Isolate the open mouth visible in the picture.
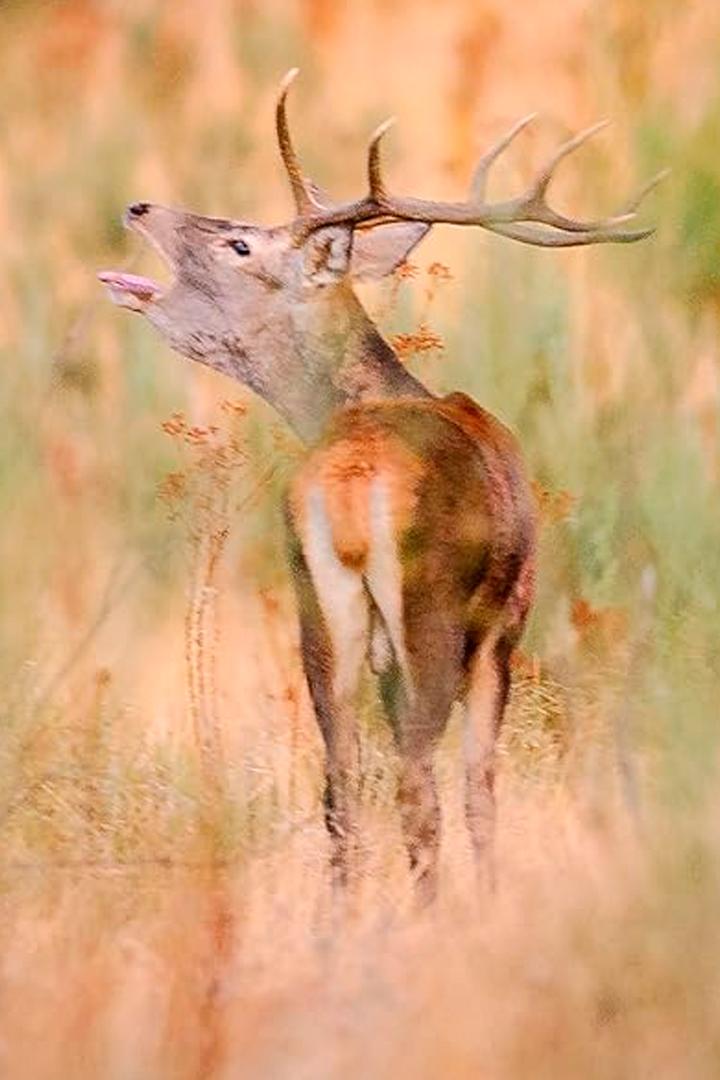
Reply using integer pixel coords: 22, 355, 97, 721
98, 208, 175, 310
97, 270, 163, 305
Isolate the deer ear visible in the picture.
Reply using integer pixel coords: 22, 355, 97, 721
349, 222, 430, 281
301, 226, 354, 286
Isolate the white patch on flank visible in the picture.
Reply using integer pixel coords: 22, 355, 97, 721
365, 477, 414, 697
303, 485, 368, 700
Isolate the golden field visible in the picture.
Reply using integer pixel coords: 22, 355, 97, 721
1, 1, 720, 1076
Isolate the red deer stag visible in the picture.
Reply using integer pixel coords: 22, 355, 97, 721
99, 71, 659, 903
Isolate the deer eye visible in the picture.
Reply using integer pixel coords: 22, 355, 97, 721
229, 238, 251, 257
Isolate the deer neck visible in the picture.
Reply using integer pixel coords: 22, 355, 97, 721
253, 282, 431, 444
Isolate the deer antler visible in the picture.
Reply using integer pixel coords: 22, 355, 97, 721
278, 70, 664, 247
276, 68, 324, 215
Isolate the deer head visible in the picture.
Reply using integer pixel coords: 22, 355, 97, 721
99, 70, 661, 441
98, 201, 427, 379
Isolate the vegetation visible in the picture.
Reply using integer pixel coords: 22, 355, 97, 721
0, 1, 718, 1076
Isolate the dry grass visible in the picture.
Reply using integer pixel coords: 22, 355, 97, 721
1, 0, 719, 1076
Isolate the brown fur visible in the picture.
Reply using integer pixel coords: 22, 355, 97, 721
101, 191, 539, 903
98, 71, 650, 900
290, 414, 425, 571
291, 393, 536, 632
287, 393, 537, 901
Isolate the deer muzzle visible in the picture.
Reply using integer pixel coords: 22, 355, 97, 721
98, 202, 179, 311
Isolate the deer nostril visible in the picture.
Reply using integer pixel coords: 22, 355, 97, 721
128, 202, 151, 217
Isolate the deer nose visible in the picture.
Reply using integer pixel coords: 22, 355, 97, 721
127, 201, 151, 218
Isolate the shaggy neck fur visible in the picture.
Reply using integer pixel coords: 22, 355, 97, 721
226, 281, 431, 444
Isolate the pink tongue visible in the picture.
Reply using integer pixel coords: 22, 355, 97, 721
97, 271, 160, 298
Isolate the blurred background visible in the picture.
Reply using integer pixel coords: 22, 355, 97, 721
1, 1, 719, 1077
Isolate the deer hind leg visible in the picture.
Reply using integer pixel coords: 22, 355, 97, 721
361, 481, 438, 902
374, 643, 448, 906
395, 738, 443, 907
286, 494, 368, 892
370, 594, 462, 904
393, 645, 463, 906
463, 631, 513, 892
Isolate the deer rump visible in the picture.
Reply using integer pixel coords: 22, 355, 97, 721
287, 393, 537, 706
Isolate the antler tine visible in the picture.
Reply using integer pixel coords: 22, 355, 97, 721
531, 119, 610, 198
621, 167, 670, 215
520, 120, 642, 233
469, 113, 537, 201
368, 117, 395, 201
276, 68, 318, 215
487, 220, 655, 247
283, 97, 659, 249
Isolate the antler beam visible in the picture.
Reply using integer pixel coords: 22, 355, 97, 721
276, 70, 663, 248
